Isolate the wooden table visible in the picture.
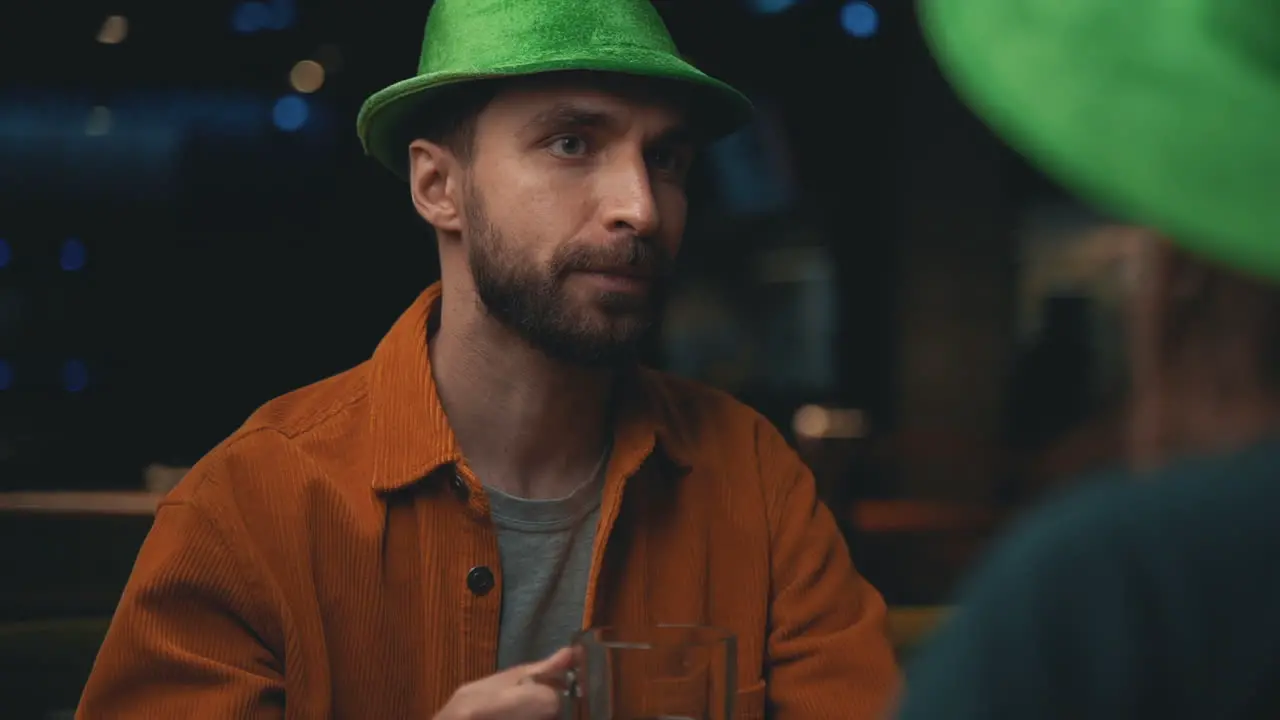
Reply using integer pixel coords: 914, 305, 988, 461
0, 492, 163, 516
0, 493, 161, 621
851, 499, 1003, 533
887, 605, 950, 655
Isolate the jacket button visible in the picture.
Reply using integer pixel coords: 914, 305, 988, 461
467, 566, 495, 596
450, 471, 469, 501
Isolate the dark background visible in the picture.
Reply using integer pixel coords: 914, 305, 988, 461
0, 1, 1121, 713
0, 0, 935, 487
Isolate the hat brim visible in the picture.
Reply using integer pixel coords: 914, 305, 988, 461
922, 0, 1280, 283
357, 49, 754, 181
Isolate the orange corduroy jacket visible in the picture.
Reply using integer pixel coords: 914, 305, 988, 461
78, 283, 899, 719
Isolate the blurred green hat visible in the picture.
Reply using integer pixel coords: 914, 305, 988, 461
922, 0, 1280, 284
357, 0, 754, 180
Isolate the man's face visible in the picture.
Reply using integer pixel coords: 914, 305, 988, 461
458, 76, 694, 367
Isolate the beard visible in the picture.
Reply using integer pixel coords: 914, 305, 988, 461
464, 183, 672, 368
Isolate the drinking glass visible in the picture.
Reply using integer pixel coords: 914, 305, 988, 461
563, 625, 737, 720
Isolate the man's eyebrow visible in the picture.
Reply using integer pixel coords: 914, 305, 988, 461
651, 123, 695, 147
520, 101, 695, 147
521, 103, 617, 134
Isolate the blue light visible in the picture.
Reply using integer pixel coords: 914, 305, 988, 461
60, 238, 87, 271
841, 1, 879, 38
272, 95, 309, 132
63, 359, 89, 393
748, 0, 799, 13
0, 359, 11, 391
0, 239, 9, 269
232, 0, 293, 33
262, 0, 295, 30
232, 1, 271, 33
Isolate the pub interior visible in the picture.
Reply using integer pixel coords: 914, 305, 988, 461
1, 0, 1132, 715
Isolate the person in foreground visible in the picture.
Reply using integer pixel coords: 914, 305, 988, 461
77, 0, 898, 718
898, 0, 1280, 717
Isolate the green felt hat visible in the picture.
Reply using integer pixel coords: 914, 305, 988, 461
921, 0, 1280, 284
357, 0, 754, 180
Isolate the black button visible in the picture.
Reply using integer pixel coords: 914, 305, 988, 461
450, 471, 469, 501
467, 566, 495, 596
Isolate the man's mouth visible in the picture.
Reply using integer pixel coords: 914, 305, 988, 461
584, 265, 653, 280
574, 268, 654, 294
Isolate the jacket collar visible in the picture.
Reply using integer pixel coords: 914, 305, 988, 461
368, 282, 691, 494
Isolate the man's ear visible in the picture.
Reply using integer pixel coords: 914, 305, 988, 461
1125, 233, 1211, 469
1127, 232, 1177, 381
408, 139, 464, 234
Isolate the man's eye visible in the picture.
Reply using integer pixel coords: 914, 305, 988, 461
550, 135, 588, 157
648, 147, 688, 174
649, 148, 677, 171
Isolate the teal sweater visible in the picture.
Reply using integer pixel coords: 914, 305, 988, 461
898, 441, 1280, 719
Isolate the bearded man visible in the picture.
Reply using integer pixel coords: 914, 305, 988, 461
77, 1, 898, 718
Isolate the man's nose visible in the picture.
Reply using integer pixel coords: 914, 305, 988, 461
598, 152, 661, 238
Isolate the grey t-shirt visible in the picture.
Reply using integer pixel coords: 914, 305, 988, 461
486, 460, 605, 670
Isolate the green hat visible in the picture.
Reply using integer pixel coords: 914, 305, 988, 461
921, 0, 1280, 284
357, 0, 754, 180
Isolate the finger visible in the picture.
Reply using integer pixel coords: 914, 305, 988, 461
529, 646, 576, 674
527, 647, 580, 687
496, 646, 576, 684
481, 683, 562, 720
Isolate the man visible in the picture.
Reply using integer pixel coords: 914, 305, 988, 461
77, 0, 898, 718
897, 0, 1280, 717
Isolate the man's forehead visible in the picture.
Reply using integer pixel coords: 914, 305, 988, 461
484, 73, 690, 129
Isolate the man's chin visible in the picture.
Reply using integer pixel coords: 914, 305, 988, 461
537, 336, 643, 368
588, 309, 653, 342
541, 318, 651, 368
583, 286, 661, 319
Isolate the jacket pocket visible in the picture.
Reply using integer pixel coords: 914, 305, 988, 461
734, 680, 766, 720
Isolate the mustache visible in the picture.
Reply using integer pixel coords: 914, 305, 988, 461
550, 237, 672, 278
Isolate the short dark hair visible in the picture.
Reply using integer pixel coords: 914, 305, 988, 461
407, 80, 504, 163
1169, 257, 1280, 390
1263, 291, 1280, 388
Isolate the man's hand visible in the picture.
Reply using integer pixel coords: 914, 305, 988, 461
434, 648, 576, 720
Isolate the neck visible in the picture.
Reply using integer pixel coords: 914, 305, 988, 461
429, 282, 617, 499
1128, 372, 1280, 471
